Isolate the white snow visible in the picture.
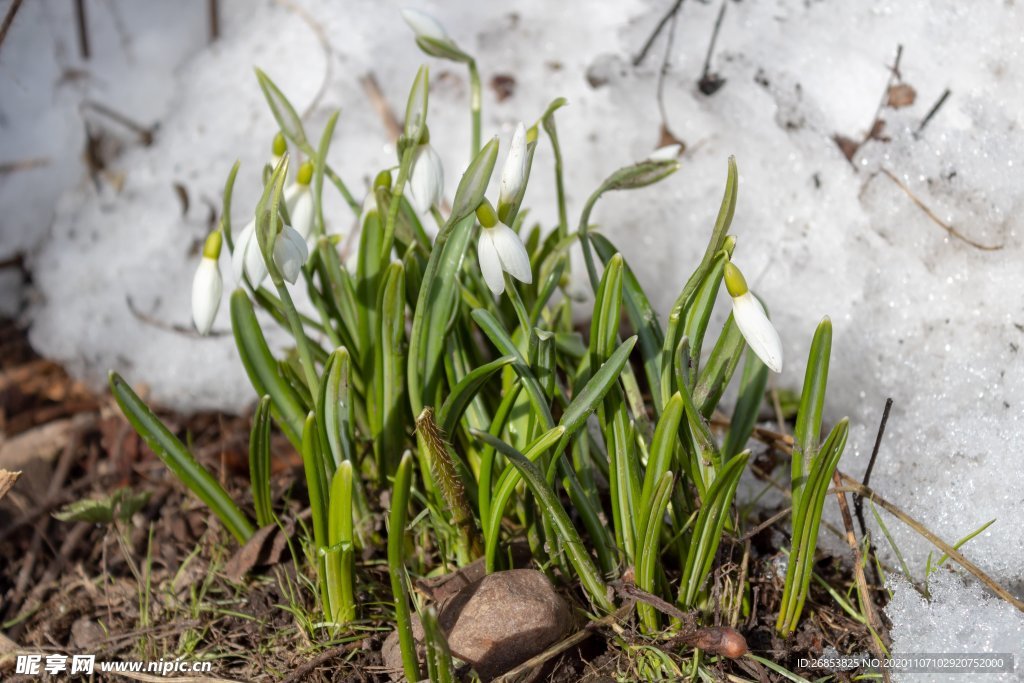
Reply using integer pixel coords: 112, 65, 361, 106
2, 0, 1023, 671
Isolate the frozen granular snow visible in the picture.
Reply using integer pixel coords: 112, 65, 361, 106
2, 0, 1023, 666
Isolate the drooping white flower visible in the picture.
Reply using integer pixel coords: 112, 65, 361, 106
285, 161, 315, 243
191, 232, 223, 336
273, 224, 309, 284
724, 262, 783, 373
498, 122, 528, 214
232, 219, 268, 287
400, 8, 450, 43
408, 143, 444, 214
648, 144, 682, 161
475, 201, 532, 296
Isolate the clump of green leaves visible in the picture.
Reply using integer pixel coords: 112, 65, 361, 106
108, 10, 851, 675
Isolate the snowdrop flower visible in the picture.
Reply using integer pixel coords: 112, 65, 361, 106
498, 122, 528, 217
400, 8, 450, 43
273, 225, 308, 285
285, 161, 315, 243
191, 231, 223, 336
724, 262, 783, 373
231, 219, 267, 286
648, 144, 682, 161
408, 139, 443, 214
475, 200, 532, 296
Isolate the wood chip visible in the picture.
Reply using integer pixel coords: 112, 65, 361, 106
0, 469, 19, 501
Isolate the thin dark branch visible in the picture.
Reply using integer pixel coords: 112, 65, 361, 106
208, 0, 220, 42
855, 397, 892, 537
74, 0, 90, 60
698, 0, 728, 95
82, 99, 156, 145
0, 0, 24, 54
916, 88, 951, 136
860, 44, 903, 146
633, 0, 684, 66
655, 1, 681, 135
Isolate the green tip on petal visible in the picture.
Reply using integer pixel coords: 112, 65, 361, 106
272, 132, 287, 157
296, 161, 314, 186
723, 261, 748, 297
202, 230, 223, 259
475, 199, 498, 228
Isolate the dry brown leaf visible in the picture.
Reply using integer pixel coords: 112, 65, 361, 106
887, 83, 917, 109
0, 469, 20, 501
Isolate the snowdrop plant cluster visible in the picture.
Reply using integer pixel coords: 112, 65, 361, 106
111, 8, 850, 677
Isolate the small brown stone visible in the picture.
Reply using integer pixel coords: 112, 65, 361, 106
381, 569, 572, 681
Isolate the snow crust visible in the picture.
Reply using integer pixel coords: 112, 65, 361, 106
2, 0, 1022, 669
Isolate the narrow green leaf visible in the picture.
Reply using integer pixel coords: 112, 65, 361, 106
254, 68, 308, 148
473, 429, 613, 611
437, 355, 516, 436
230, 289, 305, 445
387, 452, 420, 682
792, 317, 833, 504
679, 450, 749, 608
326, 461, 356, 624
109, 373, 254, 543
722, 349, 770, 459
250, 395, 275, 528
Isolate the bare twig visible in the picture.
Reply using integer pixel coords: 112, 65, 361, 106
0, 158, 49, 175
633, 0, 684, 67
82, 100, 156, 145
74, 0, 90, 60
0, 0, 24, 54
862, 45, 903, 147
915, 88, 951, 136
207, 0, 220, 42
836, 474, 1024, 613
697, 0, 728, 96
360, 73, 402, 142
881, 168, 1004, 251
830, 471, 890, 682
855, 398, 892, 538
738, 506, 792, 543
654, 0, 684, 148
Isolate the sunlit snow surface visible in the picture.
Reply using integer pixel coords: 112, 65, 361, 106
2, 0, 1023, 674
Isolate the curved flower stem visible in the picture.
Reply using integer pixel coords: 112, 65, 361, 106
468, 59, 482, 159
325, 164, 360, 214
503, 274, 532, 344
273, 277, 321, 396
381, 146, 415, 264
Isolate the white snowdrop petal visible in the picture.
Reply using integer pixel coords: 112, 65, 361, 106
477, 230, 505, 295
191, 257, 222, 336
489, 223, 533, 285
286, 185, 315, 241
274, 225, 308, 284
400, 8, 449, 42
232, 221, 255, 284
731, 292, 783, 373
244, 233, 268, 286
498, 122, 527, 208
409, 145, 443, 213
